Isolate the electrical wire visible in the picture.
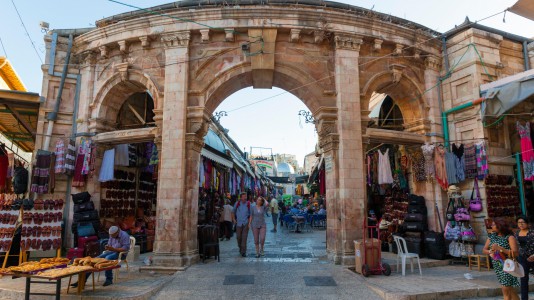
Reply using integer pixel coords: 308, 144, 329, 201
0, 36, 8, 58
10, 0, 43, 64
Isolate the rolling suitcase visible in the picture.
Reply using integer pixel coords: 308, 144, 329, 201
78, 235, 98, 249
84, 241, 101, 258
424, 231, 447, 260
67, 247, 84, 261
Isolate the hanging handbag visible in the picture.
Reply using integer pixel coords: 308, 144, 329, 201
446, 198, 456, 221
460, 243, 474, 257
449, 241, 462, 257
444, 221, 461, 241
469, 178, 483, 212
503, 251, 525, 278
454, 199, 471, 222
460, 224, 477, 242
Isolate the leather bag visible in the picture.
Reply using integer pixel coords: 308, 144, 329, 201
503, 251, 525, 278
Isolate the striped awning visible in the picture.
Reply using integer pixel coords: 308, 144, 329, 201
201, 148, 233, 168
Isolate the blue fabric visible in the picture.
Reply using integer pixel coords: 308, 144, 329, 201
98, 251, 119, 281
233, 201, 250, 226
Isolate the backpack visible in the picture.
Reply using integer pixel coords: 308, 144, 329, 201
12, 166, 29, 194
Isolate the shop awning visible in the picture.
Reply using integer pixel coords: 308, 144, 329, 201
509, 0, 534, 22
480, 69, 534, 121
0, 89, 41, 152
200, 148, 233, 168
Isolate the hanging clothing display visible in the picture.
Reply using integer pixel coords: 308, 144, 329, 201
411, 150, 426, 182
452, 143, 466, 182
114, 144, 130, 166
99, 149, 115, 182
421, 143, 435, 181
0, 146, 8, 191
476, 141, 489, 180
517, 121, 534, 180
434, 146, 448, 190
464, 144, 477, 179
65, 139, 76, 176
378, 149, 394, 184
54, 139, 66, 174
128, 144, 137, 167
444, 151, 458, 185
7, 153, 14, 178
49, 153, 56, 193
30, 150, 52, 194
72, 138, 91, 187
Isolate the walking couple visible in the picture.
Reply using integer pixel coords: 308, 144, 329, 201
232, 192, 269, 258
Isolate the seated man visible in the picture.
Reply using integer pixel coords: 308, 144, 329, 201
71, 226, 131, 287
290, 204, 300, 215
317, 205, 326, 215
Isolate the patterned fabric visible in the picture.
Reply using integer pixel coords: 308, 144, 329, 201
54, 139, 66, 174
411, 150, 426, 182
517, 121, 534, 180
434, 146, 448, 190
149, 143, 159, 165
515, 230, 534, 258
64, 139, 76, 176
464, 144, 477, 179
452, 143, 466, 182
488, 233, 519, 287
445, 151, 458, 184
421, 143, 435, 180
378, 149, 393, 184
79, 138, 92, 175
30, 150, 52, 194
476, 141, 489, 180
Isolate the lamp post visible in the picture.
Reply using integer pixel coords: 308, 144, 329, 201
298, 110, 315, 124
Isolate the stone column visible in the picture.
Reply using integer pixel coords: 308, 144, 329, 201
329, 34, 364, 265
423, 55, 444, 231
151, 31, 196, 268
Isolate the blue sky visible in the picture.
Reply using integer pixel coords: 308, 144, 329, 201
1, 0, 532, 165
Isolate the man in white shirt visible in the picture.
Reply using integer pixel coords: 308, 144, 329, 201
270, 195, 279, 233
222, 199, 234, 240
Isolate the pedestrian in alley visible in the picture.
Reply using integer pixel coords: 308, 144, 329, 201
232, 192, 251, 257
514, 216, 534, 300
270, 195, 279, 233
483, 218, 520, 300
250, 196, 268, 258
221, 199, 234, 240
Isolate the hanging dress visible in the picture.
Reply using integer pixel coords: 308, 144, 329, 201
452, 143, 466, 182
464, 144, 477, 179
411, 150, 426, 182
434, 146, 448, 191
476, 141, 489, 180
378, 149, 394, 184
99, 149, 115, 182
445, 151, 458, 185
421, 143, 435, 181
517, 121, 534, 181
54, 139, 66, 174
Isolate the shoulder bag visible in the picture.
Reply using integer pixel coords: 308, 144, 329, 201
446, 198, 456, 221
503, 251, 525, 278
444, 221, 461, 241
469, 178, 483, 212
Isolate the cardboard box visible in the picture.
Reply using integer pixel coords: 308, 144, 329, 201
354, 239, 381, 274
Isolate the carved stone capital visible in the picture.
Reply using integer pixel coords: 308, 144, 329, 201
314, 30, 325, 44
161, 31, 191, 48
319, 133, 339, 152
185, 134, 205, 153
99, 46, 108, 59
118, 40, 128, 54
224, 29, 234, 42
80, 51, 97, 66
200, 29, 210, 43
390, 64, 405, 84
139, 36, 150, 48
373, 39, 383, 52
393, 44, 403, 55
186, 106, 211, 141
290, 29, 301, 43
314, 107, 338, 151
153, 109, 164, 131
334, 34, 363, 51
424, 55, 441, 71
114, 62, 130, 81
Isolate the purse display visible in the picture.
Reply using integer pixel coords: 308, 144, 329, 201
444, 221, 461, 241
469, 178, 483, 212
460, 224, 477, 242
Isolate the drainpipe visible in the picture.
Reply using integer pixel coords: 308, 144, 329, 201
523, 41, 530, 71
43, 34, 73, 151
442, 36, 450, 73
442, 97, 484, 148
516, 153, 527, 215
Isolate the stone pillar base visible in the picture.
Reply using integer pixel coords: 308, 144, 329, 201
151, 252, 199, 268
328, 252, 355, 266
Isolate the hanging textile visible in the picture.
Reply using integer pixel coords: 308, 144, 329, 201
30, 150, 52, 194
444, 151, 458, 185
128, 144, 137, 167
517, 121, 534, 180
88, 143, 96, 178
114, 144, 129, 166
411, 150, 426, 182
80, 138, 92, 175
452, 143, 466, 182
99, 149, 115, 182
65, 139, 76, 176
199, 157, 205, 187
421, 143, 435, 180
319, 168, 326, 195
54, 139, 66, 174
49, 153, 56, 194
149, 143, 159, 165
378, 149, 394, 184
434, 146, 448, 190
464, 144, 477, 179
72, 138, 91, 187
0, 146, 8, 192
7, 153, 14, 178
476, 141, 489, 180
367, 155, 372, 186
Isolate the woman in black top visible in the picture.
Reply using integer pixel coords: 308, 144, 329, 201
514, 216, 534, 300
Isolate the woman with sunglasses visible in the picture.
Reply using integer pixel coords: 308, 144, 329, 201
483, 217, 519, 300
514, 216, 534, 300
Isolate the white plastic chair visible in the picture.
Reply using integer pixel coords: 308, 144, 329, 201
98, 236, 136, 282
393, 235, 422, 276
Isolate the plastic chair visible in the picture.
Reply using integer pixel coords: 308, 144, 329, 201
302, 214, 314, 232
392, 235, 422, 276
98, 236, 136, 282
283, 214, 297, 232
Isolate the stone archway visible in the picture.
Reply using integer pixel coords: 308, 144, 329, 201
59, 0, 444, 268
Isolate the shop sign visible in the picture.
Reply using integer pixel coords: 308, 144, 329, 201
251, 160, 274, 169
325, 155, 333, 172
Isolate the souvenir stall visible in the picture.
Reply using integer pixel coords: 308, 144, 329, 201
98, 142, 158, 253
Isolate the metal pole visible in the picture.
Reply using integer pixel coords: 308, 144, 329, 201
516, 153, 527, 215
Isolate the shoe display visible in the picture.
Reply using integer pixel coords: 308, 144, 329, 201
103, 280, 113, 287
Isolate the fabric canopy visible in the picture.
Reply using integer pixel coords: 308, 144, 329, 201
509, 0, 534, 22
480, 72, 534, 121
200, 148, 233, 168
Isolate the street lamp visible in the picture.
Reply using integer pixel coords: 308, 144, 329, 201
213, 111, 228, 122
298, 110, 315, 124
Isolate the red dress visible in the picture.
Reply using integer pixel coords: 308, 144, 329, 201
517, 121, 534, 181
